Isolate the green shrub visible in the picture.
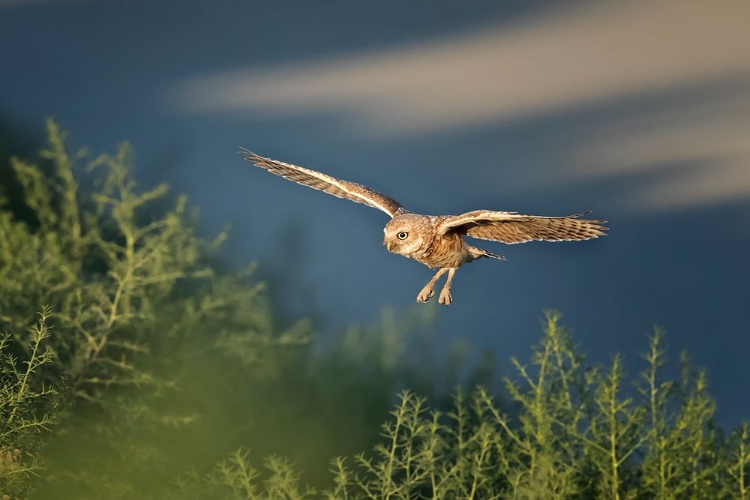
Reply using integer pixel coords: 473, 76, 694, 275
0, 309, 60, 498
2, 121, 748, 499
2, 121, 466, 499
175, 312, 750, 500
0, 120, 309, 498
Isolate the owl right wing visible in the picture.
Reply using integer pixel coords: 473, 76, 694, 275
438, 210, 608, 244
241, 149, 405, 218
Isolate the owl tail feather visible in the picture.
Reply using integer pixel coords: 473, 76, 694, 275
468, 245, 508, 260
469, 246, 506, 261
483, 251, 507, 261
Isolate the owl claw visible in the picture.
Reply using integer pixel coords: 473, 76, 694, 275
438, 288, 452, 306
416, 286, 435, 303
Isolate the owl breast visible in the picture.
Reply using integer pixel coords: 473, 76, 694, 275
412, 232, 470, 269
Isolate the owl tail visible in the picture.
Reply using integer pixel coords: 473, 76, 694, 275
483, 251, 507, 261
469, 246, 507, 261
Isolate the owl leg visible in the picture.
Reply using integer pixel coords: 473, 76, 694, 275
438, 268, 457, 306
417, 268, 447, 303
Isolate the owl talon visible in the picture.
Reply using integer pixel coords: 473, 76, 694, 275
438, 288, 452, 306
416, 287, 435, 303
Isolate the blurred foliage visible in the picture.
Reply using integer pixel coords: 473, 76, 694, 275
0, 120, 309, 498
0, 121, 487, 499
170, 313, 750, 500
0, 117, 39, 232
0, 121, 747, 499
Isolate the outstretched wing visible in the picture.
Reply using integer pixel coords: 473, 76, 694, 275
439, 210, 608, 244
240, 149, 405, 218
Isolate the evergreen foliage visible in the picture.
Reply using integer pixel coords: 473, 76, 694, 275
0, 121, 747, 499
0, 309, 59, 499
169, 314, 750, 499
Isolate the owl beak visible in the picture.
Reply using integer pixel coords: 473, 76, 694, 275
385, 239, 393, 252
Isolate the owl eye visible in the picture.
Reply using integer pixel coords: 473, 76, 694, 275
397, 231, 408, 240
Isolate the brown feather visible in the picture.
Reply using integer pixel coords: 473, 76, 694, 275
240, 149, 404, 218
440, 210, 608, 244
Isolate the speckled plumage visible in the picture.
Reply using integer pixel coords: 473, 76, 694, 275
241, 149, 608, 306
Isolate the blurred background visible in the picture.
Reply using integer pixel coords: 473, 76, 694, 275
1, 0, 749, 428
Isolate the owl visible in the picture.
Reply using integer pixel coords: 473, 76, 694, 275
241, 149, 608, 306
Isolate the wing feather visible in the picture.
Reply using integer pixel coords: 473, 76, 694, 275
240, 149, 404, 218
439, 210, 608, 244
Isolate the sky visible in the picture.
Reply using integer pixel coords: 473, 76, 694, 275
1, 0, 749, 424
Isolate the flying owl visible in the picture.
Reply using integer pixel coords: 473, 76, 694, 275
241, 149, 608, 306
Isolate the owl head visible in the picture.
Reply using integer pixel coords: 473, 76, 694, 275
383, 214, 428, 257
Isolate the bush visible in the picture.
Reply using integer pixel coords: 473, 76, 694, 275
0, 120, 309, 498
1, 121, 747, 499
172, 312, 750, 500
2, 121, 474, 499
0, 309, 60, 498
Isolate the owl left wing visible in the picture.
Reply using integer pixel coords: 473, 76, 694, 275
241, 149, 405, 218
438, 210, 608, 244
